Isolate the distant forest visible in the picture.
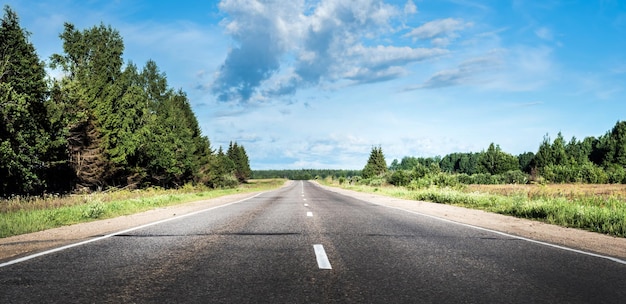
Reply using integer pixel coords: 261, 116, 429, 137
0, 6, 250, 197
253, 169, 361, 180
386, 120, 626, 185
256, 120, 626, 185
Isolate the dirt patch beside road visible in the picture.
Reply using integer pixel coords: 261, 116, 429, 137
0, 191, 264, 263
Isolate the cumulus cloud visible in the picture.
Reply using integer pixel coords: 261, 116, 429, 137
211, 0, 451, 103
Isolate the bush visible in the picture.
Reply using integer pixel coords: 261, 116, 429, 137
456, 173, 473, 185
407, 178, 432, 190
360, 177, 385, 187
501, 170, 529, 184
411, 164, 430, 179
542, 165, 579, 183
211, 174, 239, 189
432, 173, 460, 188
83, 201, 105, 219
472, 173, 496, 184
580, 163, 609, 184
388, 170, 411, 186
605, 164, 626, 184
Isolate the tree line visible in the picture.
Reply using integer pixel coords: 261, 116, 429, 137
252, 169, 361, 180
0, 6, 250, 197
379, 120, 626, 185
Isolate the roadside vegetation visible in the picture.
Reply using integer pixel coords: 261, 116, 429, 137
323, 179, 626, 237
0, 179, 285, 238
318, 133, 626, 237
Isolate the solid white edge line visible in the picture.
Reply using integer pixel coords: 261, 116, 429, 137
379, 204, 626, 265
0, 192, 266, 268
313, 244, 332, 269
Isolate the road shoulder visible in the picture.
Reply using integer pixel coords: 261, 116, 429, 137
0, 191, 267, 262
315, 183, 626, 260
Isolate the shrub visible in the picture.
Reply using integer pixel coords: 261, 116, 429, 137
83, 201, 105, 219
456, 173, 473, 185
388, 170, 411, 186
580, 163, 609, 184
411, 164, 430, 179
501, 170, 529, 184
605, 164, 626, 184
472, 173, 495, 184
432, 173, 460, 188
367, 178, 385, 187
407, 178, 432, 190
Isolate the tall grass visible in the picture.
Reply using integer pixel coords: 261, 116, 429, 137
323, 180, 626, 237
0, 179, 285, 238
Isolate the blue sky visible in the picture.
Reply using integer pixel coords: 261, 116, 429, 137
5, 0, 626, 169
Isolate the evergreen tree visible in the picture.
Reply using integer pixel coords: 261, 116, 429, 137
551, 132, 569, 166
362, 146, 387, 178
532, 134, 552, 170
477, 143, 518, 175
518, 152, 535, 173
600, 121, 626, 167
0, 6, 49, 195
227, 142, 251, 182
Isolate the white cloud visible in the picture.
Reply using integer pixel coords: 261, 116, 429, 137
404, 0, 417, 14
404, 18, 474, 46
407, 52, 503, 90
409, 45, 556, 92
534, 27, 553, 41
212, 0, 448, 103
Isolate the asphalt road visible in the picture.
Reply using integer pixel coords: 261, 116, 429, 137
1, 181, 625, 303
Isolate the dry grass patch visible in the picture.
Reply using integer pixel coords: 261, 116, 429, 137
466, 184, 626, 201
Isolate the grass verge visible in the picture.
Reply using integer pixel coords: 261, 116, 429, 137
0, 179, 285, 238
322, 180, 626, 237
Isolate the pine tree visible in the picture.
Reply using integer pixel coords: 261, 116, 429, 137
0, 6, 49, 195
50, 22, 125, 190
227, 142, 251, 182
477, 143, 518, 175
602, 121, 626, 167
362, 146, 387, 179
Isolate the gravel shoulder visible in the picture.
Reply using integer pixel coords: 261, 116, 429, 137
2, 181, 625, 263
0, 191, 265, 263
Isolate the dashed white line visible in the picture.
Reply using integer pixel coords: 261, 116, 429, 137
307, 211, 313, 217
304, 204, 309, 207
313, 244, 332, 269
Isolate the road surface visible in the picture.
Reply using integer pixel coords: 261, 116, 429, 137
1, 181, 625, 303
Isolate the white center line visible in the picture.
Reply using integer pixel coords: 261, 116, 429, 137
307, 211, 313, 217
313, 244, 332, 269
